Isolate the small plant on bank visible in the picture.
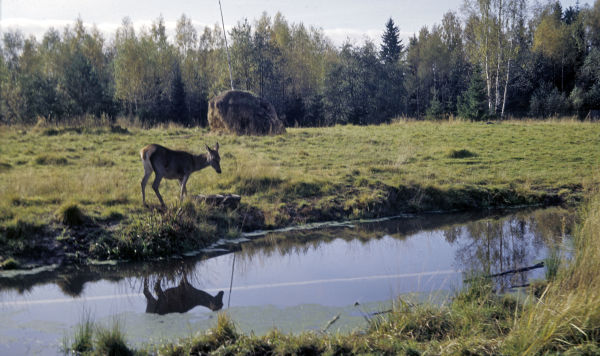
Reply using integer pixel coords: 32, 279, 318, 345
0, 257, 20, 270
55, 203, 88, 227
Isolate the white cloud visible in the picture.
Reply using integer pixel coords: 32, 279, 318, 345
1, 18, 413, 48
0, 17, 213, 42
323, 28, 413, 47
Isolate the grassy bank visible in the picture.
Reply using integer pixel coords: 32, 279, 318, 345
1, 120, 599, 266
62, 191, 600, 355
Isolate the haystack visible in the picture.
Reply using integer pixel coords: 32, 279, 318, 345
207, 90, 285, 135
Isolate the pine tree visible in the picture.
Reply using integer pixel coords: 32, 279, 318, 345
458, 67, 488, 120
380, 18, 403, 63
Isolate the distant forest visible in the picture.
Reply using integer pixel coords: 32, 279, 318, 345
1, 0, 599, 126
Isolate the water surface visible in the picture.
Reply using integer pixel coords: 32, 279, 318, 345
0, 208, 572, 354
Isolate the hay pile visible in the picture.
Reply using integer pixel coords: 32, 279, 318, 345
208, 90, 285, 135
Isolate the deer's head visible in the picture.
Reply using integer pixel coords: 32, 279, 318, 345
206, 142, 221, 174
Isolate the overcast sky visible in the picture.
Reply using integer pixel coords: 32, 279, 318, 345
0, 0, 586, 46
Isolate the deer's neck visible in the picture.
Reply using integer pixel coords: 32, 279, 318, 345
193, 153, 210, 172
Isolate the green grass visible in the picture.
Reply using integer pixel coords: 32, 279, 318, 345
0, 119, 599, 264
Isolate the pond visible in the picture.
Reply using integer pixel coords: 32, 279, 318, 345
0, 208, 572, 355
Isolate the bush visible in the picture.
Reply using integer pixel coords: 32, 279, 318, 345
529, 82, 570, 117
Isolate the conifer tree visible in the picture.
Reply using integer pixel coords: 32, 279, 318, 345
458, 67, 488, 120
380, 18, 403, 63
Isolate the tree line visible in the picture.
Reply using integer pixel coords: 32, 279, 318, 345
1, 0, 599, 126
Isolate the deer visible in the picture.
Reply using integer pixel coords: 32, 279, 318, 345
140, 142, 221, 208
143, 277, 224, 315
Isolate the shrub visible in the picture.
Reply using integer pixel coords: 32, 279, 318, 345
529, 82, 570, 117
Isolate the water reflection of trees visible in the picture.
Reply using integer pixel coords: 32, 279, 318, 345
235, 211, 492, 265
446, 207, 572, 291
0, 208, 573, 298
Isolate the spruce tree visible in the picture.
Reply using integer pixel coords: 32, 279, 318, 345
380, 18, 403, 63
458, 67, 488, 120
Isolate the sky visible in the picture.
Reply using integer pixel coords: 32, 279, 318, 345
0, 0, 586, 46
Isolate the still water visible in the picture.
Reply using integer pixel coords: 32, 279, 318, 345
0, 208, 571, 354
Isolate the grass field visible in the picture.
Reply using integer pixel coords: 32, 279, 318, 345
0, 119, 599, 265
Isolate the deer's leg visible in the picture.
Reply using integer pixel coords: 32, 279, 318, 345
154, 280, 164, 298
143, 278, 155, 300
141, 164, 153, 207
152, 175, 166, 208
179, 175, 189, 203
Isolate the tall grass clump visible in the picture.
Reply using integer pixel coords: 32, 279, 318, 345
505, 192, 600, 354
55, 202, 88, 227
94, 322, 133, 356
190, 313, 238, 354
544, 247, 561, 281
65, 312, 94, 354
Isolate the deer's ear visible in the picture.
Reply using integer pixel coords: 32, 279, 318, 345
215, 142, 219, 151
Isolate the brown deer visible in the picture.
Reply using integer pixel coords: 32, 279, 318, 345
143, 277, 224, 315
140, 143, 221, 208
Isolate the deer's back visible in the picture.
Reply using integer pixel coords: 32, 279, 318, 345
141, 144, 194, 179
156, 284, 222, 314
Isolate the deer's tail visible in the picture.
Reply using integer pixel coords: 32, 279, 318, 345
140, 145, 154, 173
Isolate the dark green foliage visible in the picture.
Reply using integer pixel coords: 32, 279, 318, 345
529, 82, 570, 117
1, 5, 600, 125
380, 18, 403, 64
426, 90, 444, 119
169, 62, 187, 124
458, 69, 488, 120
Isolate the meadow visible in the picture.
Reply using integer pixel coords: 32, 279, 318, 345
0, 119, 599, 266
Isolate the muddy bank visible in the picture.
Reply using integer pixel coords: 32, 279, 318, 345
0, 183, 578, 271
269, 184, 575, 227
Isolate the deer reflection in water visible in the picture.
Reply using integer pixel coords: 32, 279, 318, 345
143, 275, 224, 315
